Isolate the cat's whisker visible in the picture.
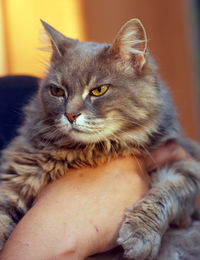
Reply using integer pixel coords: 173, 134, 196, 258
140, 143, 158, 170
106, 117, 143, 126
106, 117, 150, 131
94, 130, 109, 144
29, 120, 65, 145
131, 153, 144, 176
29, 119, 56, 135
110, 127, 158, 170
29, 125, 56, 140
42, 127, 62, 142
91, 129, 114, 152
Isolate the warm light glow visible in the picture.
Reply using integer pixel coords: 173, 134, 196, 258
0, 1, 6, 76
1, 0, 86, 77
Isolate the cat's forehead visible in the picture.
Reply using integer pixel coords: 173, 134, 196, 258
49, 41, 112, 86
75, 41, 108, 56
66, 42, 111, 75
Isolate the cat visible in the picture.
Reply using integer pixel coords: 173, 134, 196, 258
0, 18, 200, 260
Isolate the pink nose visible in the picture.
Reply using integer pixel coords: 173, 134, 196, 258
65, 113, 81, 123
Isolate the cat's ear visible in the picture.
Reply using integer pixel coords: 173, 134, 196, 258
40, 20, 77, 56
111, 18, 147, 73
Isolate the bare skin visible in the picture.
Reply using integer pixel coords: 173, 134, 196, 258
0, 143, 190, 260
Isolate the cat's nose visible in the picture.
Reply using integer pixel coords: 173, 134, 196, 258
65, 113, 81, 123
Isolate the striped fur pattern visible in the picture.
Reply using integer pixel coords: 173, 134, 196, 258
0, 19, 200, 259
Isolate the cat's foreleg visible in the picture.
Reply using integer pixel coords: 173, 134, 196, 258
118, 159, 200, 260
157, 221, 200, 260
0, 186, 29, 250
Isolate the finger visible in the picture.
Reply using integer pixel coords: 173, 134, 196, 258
145, 142, 191, 171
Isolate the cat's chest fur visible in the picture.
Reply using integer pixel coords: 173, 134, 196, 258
1, 136, 144, 182
39, 140, 145, 181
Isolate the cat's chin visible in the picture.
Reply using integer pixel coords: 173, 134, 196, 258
69, 129, 105, 144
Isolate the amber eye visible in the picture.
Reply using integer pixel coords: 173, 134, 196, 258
91, 85, 109, 96
50, 85, 65, 97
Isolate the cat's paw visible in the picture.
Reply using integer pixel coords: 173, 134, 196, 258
117, 216, 161, 260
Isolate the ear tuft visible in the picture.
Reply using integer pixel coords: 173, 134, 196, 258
111, 18, 147, 72
40, 20, 77, 56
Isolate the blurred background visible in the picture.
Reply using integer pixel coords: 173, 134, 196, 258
0, 0, 199, 141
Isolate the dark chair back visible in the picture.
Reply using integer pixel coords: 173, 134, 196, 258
0, 76, 39, 150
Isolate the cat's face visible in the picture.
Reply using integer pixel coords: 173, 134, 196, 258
39, 19, 161, 145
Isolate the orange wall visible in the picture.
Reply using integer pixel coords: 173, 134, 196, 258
1, 0, 86, 77
0, 1, 6, 75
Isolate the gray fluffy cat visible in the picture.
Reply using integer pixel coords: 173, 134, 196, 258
0, 18, 200, 259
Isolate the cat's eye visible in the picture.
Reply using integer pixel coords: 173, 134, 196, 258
50, 85, 65, 97
91, 85, 109, 97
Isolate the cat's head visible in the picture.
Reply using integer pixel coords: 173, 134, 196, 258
39, 19, 161, 146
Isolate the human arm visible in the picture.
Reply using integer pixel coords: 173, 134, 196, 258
0, 156, 148, 260
0, 143, 190, 260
